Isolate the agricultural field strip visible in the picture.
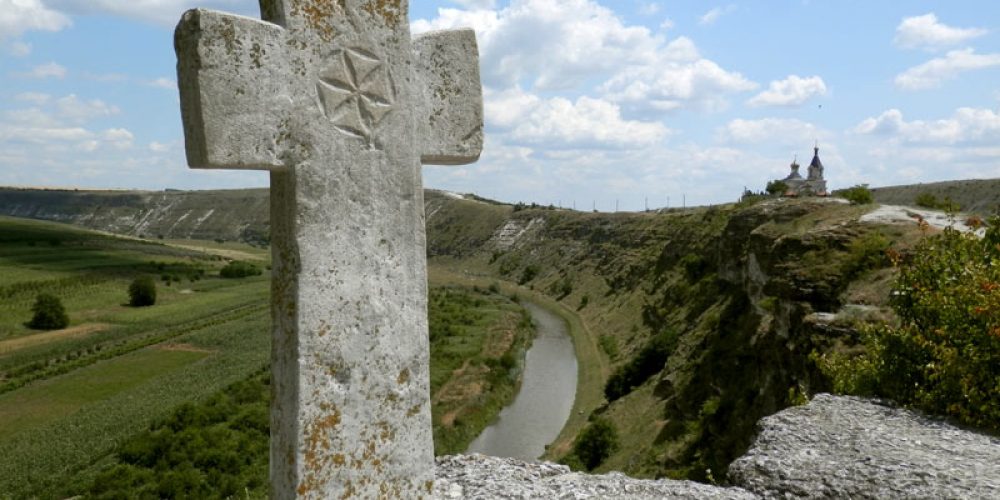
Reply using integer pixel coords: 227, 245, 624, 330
0, 299, 267, 395
0, 307, 271, 498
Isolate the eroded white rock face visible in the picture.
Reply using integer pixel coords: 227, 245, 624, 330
729, 394, 1000, 499
174, 1, 482, 498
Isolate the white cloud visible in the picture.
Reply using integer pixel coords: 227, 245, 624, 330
102, 128, 134, 149
895, 48, 1000, 90
16, 61, 67, 79
639, 2, 660, 16
14, 92, 51, 105
854, 108, 1000, 144
893, 13, 987, 50
600, 55, 757, 113
147, 77, 176, 90
747, 75, 827, 107
450, 0, 496, 9
0, 0, 71, 39
55, 94, 119, 123
6, 40, 31, 57
45, 0, 257, 27
149, 141, 171, 153
415, 0, 757, 114
488, 87, 669, 149
720, 118, 821, 147
699, 5, 736, 26
414, 0, 663, 91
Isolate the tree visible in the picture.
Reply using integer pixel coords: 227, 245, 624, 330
571, 417, 620, 471
29, 293, 69, 330
129, 276, 157, 307
220, 261, 262, 279
840, 184, 874, 205
816, 217, 1000, 431
765, 180, 788, 196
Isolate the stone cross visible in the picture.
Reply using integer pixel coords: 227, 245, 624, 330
174, 1, 482, 498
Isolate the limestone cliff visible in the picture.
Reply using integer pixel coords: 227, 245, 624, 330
0, 186, 956, 482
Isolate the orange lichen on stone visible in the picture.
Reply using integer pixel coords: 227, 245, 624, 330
293, 0, 340, 42
362, 0, 403, 29
298, 405, 343, 495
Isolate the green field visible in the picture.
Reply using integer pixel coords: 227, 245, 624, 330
0, 216, 532, 498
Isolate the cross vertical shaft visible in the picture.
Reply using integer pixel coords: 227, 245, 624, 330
174, 1, 483, 498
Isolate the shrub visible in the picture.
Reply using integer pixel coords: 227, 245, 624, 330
816, 217, 1000, 431
578, 294, 589, 310
604, 328, 678, 402
28, 293, 69, 330
518, 264, 540, 285
840, 184, 874, 205
570, 417, 619, 471
220, 261, 262, 279
129, 276, 157, 307
766, 180, 788, 196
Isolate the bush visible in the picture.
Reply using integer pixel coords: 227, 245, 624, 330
28, 293, 69, 330
129, 276, 157, 307
766, 180, 788, 196
816, 217, 1000, 431
518, 264, 540, 285
220, 261, 262, 279
840, 184, 874, 205
570, 417, 619, 470
604, 328, 679, 402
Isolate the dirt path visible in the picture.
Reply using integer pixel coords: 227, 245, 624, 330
0, 323, 110, 356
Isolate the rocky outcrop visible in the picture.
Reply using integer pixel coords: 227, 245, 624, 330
434, 454, 755, 499
728, 394, 1000, 499
436, 394, 999, 499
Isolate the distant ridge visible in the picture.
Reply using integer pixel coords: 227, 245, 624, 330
1, 179, 997, 245
867, 178, 1000, 215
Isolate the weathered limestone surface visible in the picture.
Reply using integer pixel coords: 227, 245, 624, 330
728, 394, 1000, 498
436, 395, 998, 498
174, 1, 482, 498
434, 455, 757, 499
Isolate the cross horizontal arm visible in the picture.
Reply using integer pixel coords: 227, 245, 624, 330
414, 29, 483, 166
176, 9, 293, 170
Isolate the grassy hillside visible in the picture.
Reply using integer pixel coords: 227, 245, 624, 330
0, 216, 532, 498
867, 178, 1000, 215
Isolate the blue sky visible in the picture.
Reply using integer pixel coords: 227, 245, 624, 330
1, 1, 998, 209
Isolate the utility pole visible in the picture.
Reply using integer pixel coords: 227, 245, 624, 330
683, 194, 686, 209
615, 199, 619, 212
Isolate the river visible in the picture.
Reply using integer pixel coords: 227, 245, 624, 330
466, 302, 578, 460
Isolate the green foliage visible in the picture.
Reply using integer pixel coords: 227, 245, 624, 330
598, 334, 618, 359
129, 276, 157, 307
766, 180, 788, 196
578, 294, 589, 310
915, 192, 961, 213
86, 370, 270, 499
816, 218, 1000, 431
604, 328, 678, 402
568, 417, 619, 471
840, 184, 874, 205
28, 293, 69, 330
549, 274, 574, 299
840, 231, 891, 279
519, 264, 540, 285
220, 261, 262, 279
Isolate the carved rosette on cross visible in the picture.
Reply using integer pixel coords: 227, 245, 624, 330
174, 1, 483, 498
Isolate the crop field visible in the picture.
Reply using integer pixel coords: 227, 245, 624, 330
0, 216, 532, 498
0, 216, 272, 498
